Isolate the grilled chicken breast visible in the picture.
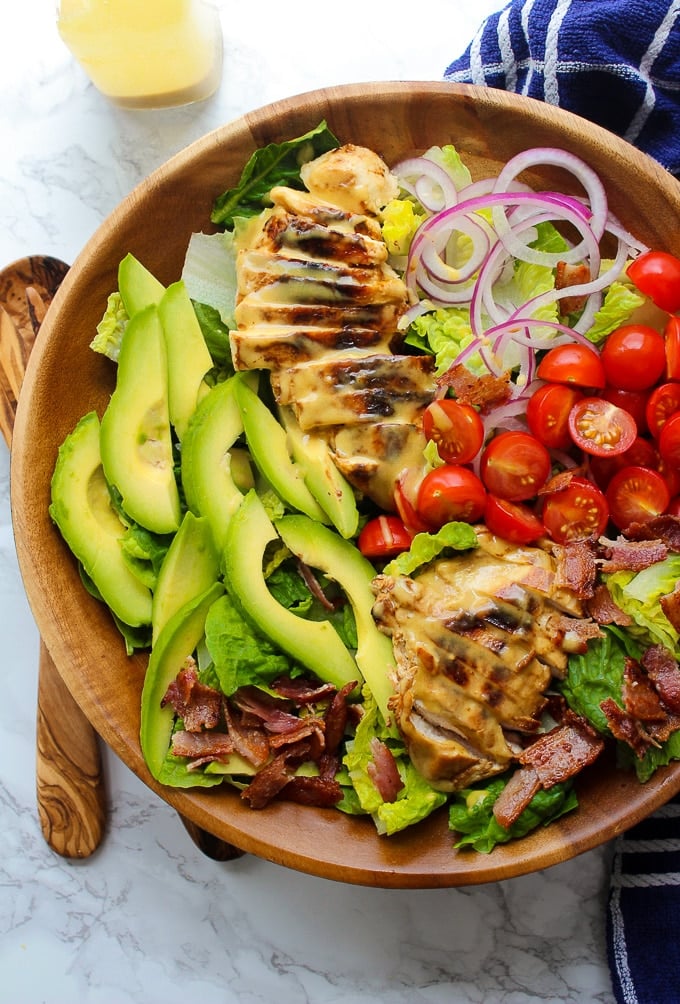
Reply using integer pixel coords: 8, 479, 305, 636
229, 144, 434, 510
371, 529, 590, 791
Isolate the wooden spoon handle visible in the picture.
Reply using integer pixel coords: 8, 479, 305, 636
36, 643, 106, 857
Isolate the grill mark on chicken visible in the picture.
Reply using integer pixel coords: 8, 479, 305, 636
372, 528, 596, 791
229, 144, 435, 510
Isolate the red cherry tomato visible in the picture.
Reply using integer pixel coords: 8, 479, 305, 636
542, 476, 609, 544
657, 455, 680, 498
535, 343, 606, 389
479, 431, 552, 501
416, 465, 487, 529
568, 397, 637, 457
422, 398, 484, 464
627, 250, 680, 313
588, 436, 659, 489
357, 515, 413, 559
605, 465, 671, 531
664, 316, 680, 380
600, 324, 666, 391
526, 383, 583, 449
484, 495, 545, 544
667, 496, 680, 516
645, 382, 680, 438
602, 386, 649, 435
658, 410, 680, 468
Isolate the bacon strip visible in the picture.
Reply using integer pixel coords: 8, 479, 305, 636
622, 656, 667, 722
660, 581, 680, 633
552, 539, 598, 599
366, 737, 403, 802
625, 514, 680, 551
436, 362, 511, 413
492, 765, 541, 829
170, 729, 234, 769
597, 536, 668, 573
518, 711, 604, 787
161, 659, 222, 732
585, 583, 633, 626
641, 645, 680, 714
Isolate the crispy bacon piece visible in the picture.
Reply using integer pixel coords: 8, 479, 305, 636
170, 729, 234, 769
277, 775, 343, 807
585, 583, 633, 626
546, 613, 602, 653
437, 363, 511, 413
625, 514, 680, 551
268, 717, 326, 755
271, 675, 336, 704
518, 710, 604, 787
231, 685, 301, 733
600, 698, 651, 757
366, 737, 403, 802
622, 657, 667, 722
660, 581, 680, 633
492, 765, 541, 829
555, 260, 591, 315
223, 701, 271, 768
642, 645, 680, 714
597, 536, 668, 573
552, 539, 598, 599
161, 659, 222, 732
240, 739, 313, 809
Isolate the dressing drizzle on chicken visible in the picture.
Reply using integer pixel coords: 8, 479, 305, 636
371, 529, 597, 791
229, 144, 435, 511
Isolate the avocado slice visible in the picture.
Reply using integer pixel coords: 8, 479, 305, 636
50, 410, 152, 627
151, 511, 220, 644
223, 489, 360, 693
157, 281, 213, 442
180, 375, 246, 552
278, 405, 359, 538
118, 253, 165, 317
100, 304, 181, 535
276, 514, 396, 724
234, 375, 329, 523
140, 581, 224, 779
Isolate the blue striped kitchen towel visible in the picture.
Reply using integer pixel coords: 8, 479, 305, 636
444, 0, 680, 175
607, 793, 680, 1004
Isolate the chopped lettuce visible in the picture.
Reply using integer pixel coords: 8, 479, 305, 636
342, 688, 446, 835
211, 120, 339, 228
405, 307, 480, 376
605, 555, 680, 656
381, 198, 423, 256
383, 521, 478, 577
181, 230, 238, 329
424, 144, 473, 191
90, 291, 128, 361
583, 272, 646, 344
448, 776, 578, 853
560, 629, 633, 735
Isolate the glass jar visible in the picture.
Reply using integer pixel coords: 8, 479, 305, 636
56, 0, 223, 109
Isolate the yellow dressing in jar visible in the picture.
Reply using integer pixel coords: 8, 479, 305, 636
57, 0, 223, 108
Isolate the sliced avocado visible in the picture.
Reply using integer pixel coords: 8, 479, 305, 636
278, 405, 359, 538
118, 253, 165, 317
50, 410, 152, 627
223, 489, 360, 693
234, 375, 329, 523
140, 580, 224, 779
158, 281, 214, 442
100, 304, 181, 534
151, 511, 220, 644
276, 514, 396, 724
180, 375, 246, 552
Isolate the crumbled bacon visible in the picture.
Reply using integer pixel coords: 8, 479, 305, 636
596, 536, 668, 573
660, 581, 680, 633
170, 729, 234, 769
641, 645, 680, 714
552, 539, 598, 599
366, 737, 403, 802
546, 613, 602, 653
537, 468, 586, 496
161, 659, 222, 732
492, 765, 541, 829
622, 656, 667, 722
555, 260, 591, 315
223, 701, 273, 768
585, 583, 633, 626
625, 514, 680, 551
276, 775, 343, 807
271, 675, 336, 704
518, 710, 604, 787
436, 363, 511, 413
231, 685, 301, 733
600, 698, 651, 757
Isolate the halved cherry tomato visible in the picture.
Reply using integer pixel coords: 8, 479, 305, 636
358, 515, 413, 559
484, 495, 545, 544
541, 476, 609, 544
535, 343, 606, 389
526, 383, 583, 449
479, 431, 551, 501
658, 410, 680, 468
416, 465, 487, 528
627, 250, 680, 313
602, 386, 649, 434
588, 436, 659, 489
568, 397, 637, 457
394, 469, 431, 535
600, 324, 666, 391
605, 465, 670, 531
422, 398, 484, 464
645, 382, 680, 438
665, 316, 680, 380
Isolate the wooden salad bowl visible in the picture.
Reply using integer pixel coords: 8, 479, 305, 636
11, 82, 680, 887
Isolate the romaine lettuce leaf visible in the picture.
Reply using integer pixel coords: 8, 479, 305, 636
605, 555, 680, 656
211, 120, 339, 228
560, 629, 631, 735
181, 230, 237, 329
584, 274, 646, 344
90, 291, 128, 362
383, 521, 478, 577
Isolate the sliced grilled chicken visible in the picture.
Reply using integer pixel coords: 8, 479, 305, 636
371, 529, 593, 791
229, 143, 434, 510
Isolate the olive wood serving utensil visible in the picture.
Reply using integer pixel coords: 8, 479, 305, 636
0, 255, 242, 862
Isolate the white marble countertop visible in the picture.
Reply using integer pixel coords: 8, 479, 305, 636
1, 2, 618, 1001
